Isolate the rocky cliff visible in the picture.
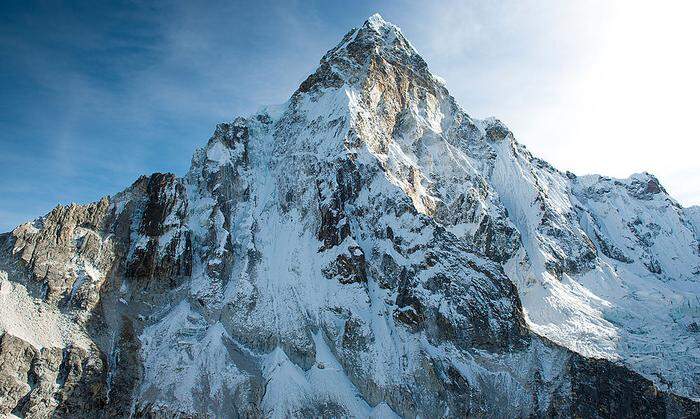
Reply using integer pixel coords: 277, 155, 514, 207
1, 14, 698, 418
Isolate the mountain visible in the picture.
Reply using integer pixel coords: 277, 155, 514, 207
1, 14, 698, 418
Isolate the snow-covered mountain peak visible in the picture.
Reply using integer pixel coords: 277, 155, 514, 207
297, 14, 433, 99
1, 14, 699, 418
366, 13, 390, 30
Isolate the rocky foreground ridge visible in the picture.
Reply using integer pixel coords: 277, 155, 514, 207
1, 14, 699, 418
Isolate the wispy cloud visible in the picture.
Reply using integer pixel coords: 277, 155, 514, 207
1, 1, 698, 232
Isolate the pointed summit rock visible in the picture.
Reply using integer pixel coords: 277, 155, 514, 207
1, 14, 699, 418
298, 13, 432, 96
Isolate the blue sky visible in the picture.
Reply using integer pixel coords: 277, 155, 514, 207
1, 1, 699, 231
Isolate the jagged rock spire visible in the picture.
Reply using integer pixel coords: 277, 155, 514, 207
297, 13, 432, 96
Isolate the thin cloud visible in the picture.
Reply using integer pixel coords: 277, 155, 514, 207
0, 1, 697, 232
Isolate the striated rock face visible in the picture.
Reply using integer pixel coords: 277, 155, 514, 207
0, 333, 108, 418
0, 13, 698, 418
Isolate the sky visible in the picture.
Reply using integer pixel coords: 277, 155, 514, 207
1, 0, 699, 231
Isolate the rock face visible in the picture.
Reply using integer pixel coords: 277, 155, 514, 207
1, 14, 699, 418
